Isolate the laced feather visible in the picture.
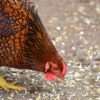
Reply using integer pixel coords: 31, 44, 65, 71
0, 0, 58, 71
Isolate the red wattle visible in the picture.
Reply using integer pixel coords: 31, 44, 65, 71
45, 72, 56, 80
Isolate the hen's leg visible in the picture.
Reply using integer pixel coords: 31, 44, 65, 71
0, 76, 26, 92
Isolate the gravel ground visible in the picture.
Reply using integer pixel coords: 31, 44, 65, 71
0, 0, 100, 100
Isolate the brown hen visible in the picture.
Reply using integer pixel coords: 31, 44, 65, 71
0, 0, 67, 91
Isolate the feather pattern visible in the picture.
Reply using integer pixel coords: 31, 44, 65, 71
0, 0, 57, 70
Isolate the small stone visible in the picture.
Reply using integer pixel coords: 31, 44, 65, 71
80, 31, 84, 35
84, 18, 91, 25
67, 63, 72, 67
74, 72, 81, 78
96, 5, 100, 14
72, 47, 76, 51
96, 74, 100, 80
56, 26, 62, 31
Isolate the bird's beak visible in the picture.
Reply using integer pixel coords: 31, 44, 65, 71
59, 75, 64, 81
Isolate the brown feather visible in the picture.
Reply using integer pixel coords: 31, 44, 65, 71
0, 0, 57, 71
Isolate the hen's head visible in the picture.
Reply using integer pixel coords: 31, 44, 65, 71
45, 56, 67, 80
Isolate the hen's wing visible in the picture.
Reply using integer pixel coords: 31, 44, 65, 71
0, 0, 29, 67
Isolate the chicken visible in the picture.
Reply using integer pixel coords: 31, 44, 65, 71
0, 0, 67, 91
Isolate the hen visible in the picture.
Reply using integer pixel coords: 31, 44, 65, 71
0, 0, 67, 91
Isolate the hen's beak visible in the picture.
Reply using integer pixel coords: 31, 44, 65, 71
59, 75, 64, 81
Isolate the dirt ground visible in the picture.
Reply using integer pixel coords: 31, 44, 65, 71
0, 0, 100, 100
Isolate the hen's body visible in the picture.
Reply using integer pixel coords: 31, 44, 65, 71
0, 0, 66, 91
0, 0, 56, 70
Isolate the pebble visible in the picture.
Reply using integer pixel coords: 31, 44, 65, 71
80, 31, 84, 35
72, 46, 76, 51
96, 4, 100, 14
56, 26, 62, 31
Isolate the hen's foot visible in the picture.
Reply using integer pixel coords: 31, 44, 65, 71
0, 76, 26, 92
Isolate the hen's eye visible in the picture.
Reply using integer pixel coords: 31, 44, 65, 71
54, 67, 59, 70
